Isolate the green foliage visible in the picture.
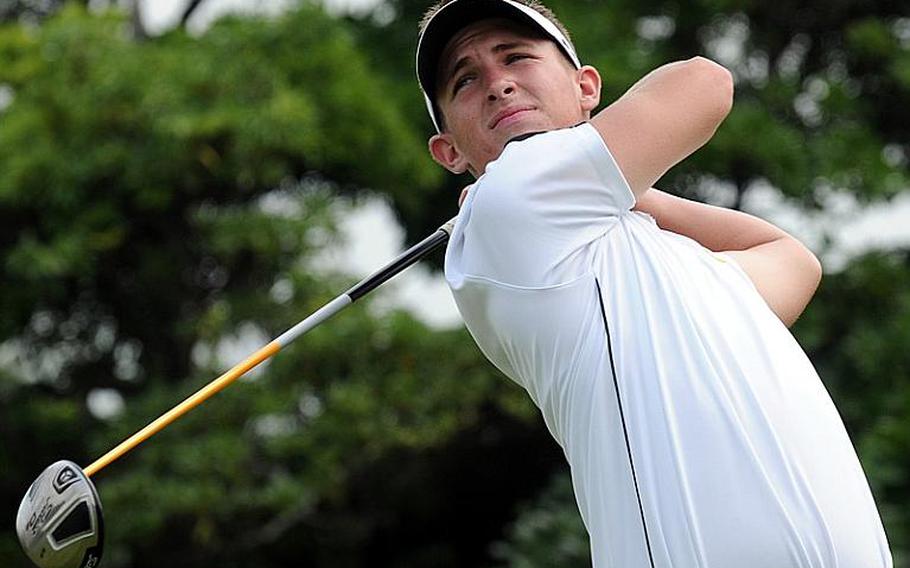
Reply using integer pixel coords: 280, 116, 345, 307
90, 307, 537, 567
0, 1, 440, 386
490, 471, 591, 568
0, 3, 483, 567
0, 1, 907, 567
0, 6, 558, 566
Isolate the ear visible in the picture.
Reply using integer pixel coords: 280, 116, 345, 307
577, 65, 602, 114
429, 133, 470, 174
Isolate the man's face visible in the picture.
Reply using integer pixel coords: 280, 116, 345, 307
428, 18, 600, 177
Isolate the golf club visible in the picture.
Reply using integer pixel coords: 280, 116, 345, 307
16, 217, 456, 568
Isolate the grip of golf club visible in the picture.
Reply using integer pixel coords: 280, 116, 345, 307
346, 217, 456, 302
83, 341, 281, 477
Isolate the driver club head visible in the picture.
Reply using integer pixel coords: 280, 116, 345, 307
16, 460, 104, 568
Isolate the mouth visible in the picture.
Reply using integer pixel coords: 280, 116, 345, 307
489, 106, 535, 130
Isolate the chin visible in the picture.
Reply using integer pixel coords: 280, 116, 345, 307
497, 120, 551, 145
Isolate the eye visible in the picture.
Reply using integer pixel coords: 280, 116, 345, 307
452, 74, 475, 95
506, 53, 531, 64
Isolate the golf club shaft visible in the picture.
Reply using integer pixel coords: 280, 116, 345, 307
84, 218, 456, 478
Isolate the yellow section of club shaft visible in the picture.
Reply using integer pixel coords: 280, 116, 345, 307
84, 341, 282, 478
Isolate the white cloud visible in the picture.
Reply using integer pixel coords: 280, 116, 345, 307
313, 197, 462, 330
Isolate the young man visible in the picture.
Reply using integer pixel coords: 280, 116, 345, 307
417, 1, 894, 567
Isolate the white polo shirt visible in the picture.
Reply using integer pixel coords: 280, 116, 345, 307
445, 123, 893, 568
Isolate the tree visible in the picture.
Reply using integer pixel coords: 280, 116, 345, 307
0, 0, 210, 38
0, 4, 538, 567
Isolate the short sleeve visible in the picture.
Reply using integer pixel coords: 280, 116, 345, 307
451, 122, 635, 287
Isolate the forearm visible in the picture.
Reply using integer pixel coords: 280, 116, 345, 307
633, 188, 787, 252
635, 188, 822, 326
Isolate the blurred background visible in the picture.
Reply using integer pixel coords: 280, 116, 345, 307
0, 0, 907, 566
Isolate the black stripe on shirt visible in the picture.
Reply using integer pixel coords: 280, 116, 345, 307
595, 278, 657, 568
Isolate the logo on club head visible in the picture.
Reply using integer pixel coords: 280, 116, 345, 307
53, 466, 81, 495
25, 497, 63, 535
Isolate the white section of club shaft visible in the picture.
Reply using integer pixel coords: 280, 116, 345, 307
275, 220, 455, 347
275, 295, 353, 347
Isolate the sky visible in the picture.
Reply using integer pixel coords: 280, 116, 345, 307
141, 0, 378, 34
139, 0, 910, 331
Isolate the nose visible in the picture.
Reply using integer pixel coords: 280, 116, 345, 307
487, 74, 516, 101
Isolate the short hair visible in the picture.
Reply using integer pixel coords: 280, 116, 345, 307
418, 0, 575, 131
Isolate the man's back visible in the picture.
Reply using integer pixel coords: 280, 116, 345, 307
446, 124, 893, 568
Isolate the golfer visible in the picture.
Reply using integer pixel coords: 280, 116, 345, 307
416, 1, 894, 566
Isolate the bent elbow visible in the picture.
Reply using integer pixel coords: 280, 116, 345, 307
787, 240, 823, 326
805, 248, 823, 295
716, 64, 734, 123
788, 232, 823, 288
689, 56, 734, 127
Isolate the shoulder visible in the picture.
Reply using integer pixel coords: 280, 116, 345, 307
447, 125, 636, 288
483, 122, 614, 184
472, 123, 635, 226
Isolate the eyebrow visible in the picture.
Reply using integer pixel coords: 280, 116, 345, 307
442, 41, 536, 93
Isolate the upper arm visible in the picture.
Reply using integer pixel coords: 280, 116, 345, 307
590, 57, 734, 201
724, 238, 823, 327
